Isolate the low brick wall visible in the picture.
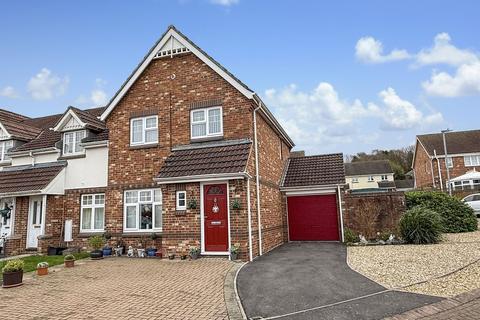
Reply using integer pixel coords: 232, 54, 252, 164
343, 191, 406, 239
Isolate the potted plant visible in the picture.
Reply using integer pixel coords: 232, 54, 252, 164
187, 199, 197, 209
230, 243, 240, 260
102, 245, 112, 257
88, 235, 105, 259
64, 254, 75, 268
36, 262, 49, 276
231, 199, 241, 210
2, 259, 24, 288
189, 247, 200, 260
168, 253, 175, 260
146, 246, 157, 257
180, 254, 188, 260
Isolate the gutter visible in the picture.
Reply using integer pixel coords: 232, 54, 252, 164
9, 147, 58, 158
433, 149, 444, 191
253, 104, 263, 256
246, 178, 253, 261
154, 172, 251, 184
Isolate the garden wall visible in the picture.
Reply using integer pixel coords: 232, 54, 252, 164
342, 191, 406, 239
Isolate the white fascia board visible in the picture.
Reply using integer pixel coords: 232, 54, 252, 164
42, 168, 66, 195
9, 147, 59, 158
0, 190, 42, 197
101, 28, 254, 121
281, 183, 346, 194
155, 172, 250, 184
82, 140, 108, 149
53, 109, 86, 132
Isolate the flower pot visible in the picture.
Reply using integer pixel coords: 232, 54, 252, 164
190, 253, 200, 260
64, 260, 75, 268
37, 267, 48, 276
230, 252, 238, 260
90, 250, 103, 260
102, 247, 112, 256
146, 248, 157, 257
2, 270, 23, 288
155, 252, 162, 258
168, 254, 175, 260
180, 255, 187, 260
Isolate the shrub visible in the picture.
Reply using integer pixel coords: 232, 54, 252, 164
406, 191, 477, 233
343, 228, 359, 243
88, 235, 105, 250
2, 259, 25, 273
399, 207, 443, 244
37, 262, 49, 269
64, 254, 75, 261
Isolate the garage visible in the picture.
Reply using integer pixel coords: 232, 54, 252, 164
280, 153, 346, 242
287, 194, 340, 241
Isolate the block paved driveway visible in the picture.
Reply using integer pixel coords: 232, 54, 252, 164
0, 257, 233, 320
237, 242, 442, 320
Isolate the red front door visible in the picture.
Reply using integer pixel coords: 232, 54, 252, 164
204, 184, 229, 252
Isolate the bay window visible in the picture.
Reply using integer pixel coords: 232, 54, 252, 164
130, 116, 158, 146
190, 106, 223, 139
0, 140, 13, 162
124, 189, 162, 232
63, 130, 86, 155
80, 194, 105, 232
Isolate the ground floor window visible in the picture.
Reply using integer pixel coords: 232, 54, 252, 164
0, 197, 14, 238
80, 194, 105, 232
124, 189, 162, 232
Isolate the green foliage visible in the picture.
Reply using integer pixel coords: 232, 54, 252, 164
400, 207, 443, 244
406, 191, 477, 233
36, 262, 49, 269
343, 228, 359, 243
230, 243, 240, 254
64, 254, 75, 261
2, 259, 24, 273
88, 235, 105, 250
189, 247, 200, 255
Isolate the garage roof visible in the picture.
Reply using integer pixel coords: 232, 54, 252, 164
281, 153, 345, 188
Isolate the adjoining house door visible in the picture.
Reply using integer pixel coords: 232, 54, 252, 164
287, 194, 340, 241
203, 184, 229, 252
27, 196, 44, 248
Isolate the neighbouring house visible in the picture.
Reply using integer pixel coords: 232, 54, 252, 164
344, 160, 394, 191
0, 26, 352, 261
413, 130, 480, 191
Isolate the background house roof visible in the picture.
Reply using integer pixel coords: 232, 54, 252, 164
345, 160, 393, 176
0, 109, 42, 141
156, 139, 251, 180
281, 153, 345, 188
417, 130, 480, 156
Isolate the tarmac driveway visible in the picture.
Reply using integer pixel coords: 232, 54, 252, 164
237, 242, 442, 320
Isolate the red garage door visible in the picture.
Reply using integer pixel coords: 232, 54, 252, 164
287, 194, 340, 241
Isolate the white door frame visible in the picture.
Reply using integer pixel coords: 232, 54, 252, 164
200, 181, 231, 257
26, 195, 47, 248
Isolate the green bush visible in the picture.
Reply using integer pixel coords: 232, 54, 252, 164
2, 259, 25, 273
64, 254, 75, 261
88, 235, 105, 250
406, 191, 477, 233
343, 228, 360, 243
399, 207, 443, 244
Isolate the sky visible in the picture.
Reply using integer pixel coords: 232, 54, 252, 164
0, 1, 479, 156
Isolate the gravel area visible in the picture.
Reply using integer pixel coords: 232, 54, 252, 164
347, 220, 480, 297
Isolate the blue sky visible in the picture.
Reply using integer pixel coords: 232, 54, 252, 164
0, 1, 479, 156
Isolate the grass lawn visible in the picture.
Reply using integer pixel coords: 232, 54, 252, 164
0, 252, 90, 279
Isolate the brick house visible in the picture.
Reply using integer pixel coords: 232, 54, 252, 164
413, 130, 480, 191
0, 26, 347, 260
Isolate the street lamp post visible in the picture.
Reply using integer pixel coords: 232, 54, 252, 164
442, 129, 452, 196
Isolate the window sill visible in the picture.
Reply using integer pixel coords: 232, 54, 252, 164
59, 153, 86, 160
190, 136, 223, 143
121, 232, 162, 238
78, 231, 105, 238
129, 143, 159, 150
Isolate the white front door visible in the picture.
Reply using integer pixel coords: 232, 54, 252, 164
27, 196, 44, 248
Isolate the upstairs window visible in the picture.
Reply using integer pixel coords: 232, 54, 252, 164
0, 140, 13, 162
464, 155, 480, 167
351, 178, 359, 183
191, 106, 223, 139
368, 176, 375, 182
130, 116, 158, 146
446, 157, 453, 168
63, 131, 86, 155
381, 175, 388, 181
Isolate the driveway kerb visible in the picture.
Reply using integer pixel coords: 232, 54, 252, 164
224, 261, 247, 320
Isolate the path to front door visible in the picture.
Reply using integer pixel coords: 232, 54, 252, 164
237, 242, 441, 319
26, 196, 44, 248
202, 183, 229, 254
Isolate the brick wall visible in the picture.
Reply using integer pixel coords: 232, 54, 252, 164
5, 197, 29, 256
413, 143, 434, 188
343, 191, 406, 239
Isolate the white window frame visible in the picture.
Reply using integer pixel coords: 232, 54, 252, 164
464, 155, 480, 167
123, 188, 162, 232
130, 116, 158, 146
80, 194, 105, 233
368, 176, 375, 182
63, 130, 86, 156
381, 175, 388, 181
351, 177, 359, 183
190, 106, 223, 139
446, 157, 453, 168
176, 191, 187, 211
0, 140, 13, 162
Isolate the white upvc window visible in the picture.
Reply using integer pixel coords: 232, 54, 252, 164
80, 194, 105, 232
130, 116, 158, 146
176, 191, 186, 211
381, 175, 388, 181
464, 155, 480, 167
124, 189, 162, 232
351, 177, 359, 183
446, 157, 453, 168
368, 176, 375, 182
190, 106, 223, 139
0, 140, 13, 162
63, 130, 86, 155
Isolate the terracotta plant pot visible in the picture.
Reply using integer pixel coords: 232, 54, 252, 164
2, 270, 23, 288
64, 260, 75, 268
37, 267, 48, 276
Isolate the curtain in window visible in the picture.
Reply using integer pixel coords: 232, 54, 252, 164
208, 108, 221, 134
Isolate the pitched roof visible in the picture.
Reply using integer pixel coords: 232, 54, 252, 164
345, 160, 393, 176
417, 130, 480, 156
281, 153, 345, 188
378, 181, 396, 189
394, 179, 414, 189
156, 140, 251, 180
0, 109, 41, 141
0, 162, 66, 195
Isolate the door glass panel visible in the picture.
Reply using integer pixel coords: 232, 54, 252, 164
32, 202, 38, 224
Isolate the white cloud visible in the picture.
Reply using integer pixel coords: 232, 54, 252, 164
0, 86, 19, 99
75, 78, 109, 107
210, 0, 239, 6
355, 36, 410, 63
27, 68, 69, 100
422, 62, 480, 97
91, 89, 108, 106
416, 33, 479, 67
